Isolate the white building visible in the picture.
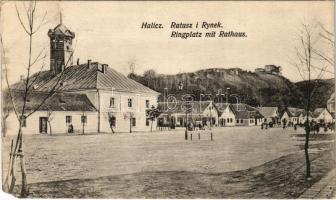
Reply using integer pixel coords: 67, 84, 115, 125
157, 101, 219, 128
215, 103, 236, 127
281, 107, 305, 125
3, 92, 98, 135
327, 93, 335, 113
4, 22, 159, 135
233, 104, 263, 126
258, 107, 280, 124
312, 108, 333, 124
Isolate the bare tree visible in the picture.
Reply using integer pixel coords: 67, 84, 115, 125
1, 1, 77, 196
81, 111, 87, 135
46, 109, 54, 136
124, 112, 135, 133
291, 23, 331, 179
2, 103, 10, 137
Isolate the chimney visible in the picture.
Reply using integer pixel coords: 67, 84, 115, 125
20, 75, 25, 81
77, 58, 80, 65
102, 64, 108, 74
87, 59, 92, 69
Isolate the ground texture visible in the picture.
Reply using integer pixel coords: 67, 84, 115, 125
2, 127, 335, 198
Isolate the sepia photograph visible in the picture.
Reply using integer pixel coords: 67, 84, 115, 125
0, 0, 335, 199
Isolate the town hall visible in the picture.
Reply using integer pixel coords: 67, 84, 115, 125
3, 22, 159, 135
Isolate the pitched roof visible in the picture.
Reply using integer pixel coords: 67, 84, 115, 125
258, 107, 278, 118
232, 104, 263, 119
214, 103, 236, 116
312, 108, 328, 118
232, 103, 259, 112
48, 23, 75, 38
3, 90, 97, 112
235, 110, 249, 119
11, 62, 159, 94
214, 103, 230, 111
287, 107, 305, 117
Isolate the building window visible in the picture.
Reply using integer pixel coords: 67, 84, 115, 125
132, 118, 136, 127
230, 118, 233, 123
81, 116, 87, 125
227, 118, 229, 123
146, 118, 150, 126
145, 100, 150, 108
240, 119, 243, 123
236, 119, 239, 123
128, 98, 133, 108
66, 116, 72, 124
110, 97, 115, 108
21, 115, 27, 127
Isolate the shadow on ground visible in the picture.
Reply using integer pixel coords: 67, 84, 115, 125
12, 149, 335, 199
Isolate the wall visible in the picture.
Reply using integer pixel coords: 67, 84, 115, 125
219, 107, 235, 126
98, 90, 158, 132
202, 102, 219, 126
314, 109, 333, 123
5, 111, 98, 135
235, 118, 249, 126
281, 112, 290, 124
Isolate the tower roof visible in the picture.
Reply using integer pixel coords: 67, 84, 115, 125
48, 23, 75, 38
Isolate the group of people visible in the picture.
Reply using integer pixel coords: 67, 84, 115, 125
282, 118, 335, 133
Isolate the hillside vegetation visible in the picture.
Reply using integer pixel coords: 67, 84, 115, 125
129, 68, 334, 111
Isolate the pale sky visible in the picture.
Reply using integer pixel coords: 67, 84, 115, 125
1, 1, 334, 84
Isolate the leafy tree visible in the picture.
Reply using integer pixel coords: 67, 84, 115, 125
146, 105, 161, 132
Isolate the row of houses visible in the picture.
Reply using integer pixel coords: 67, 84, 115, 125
281, 107, 334, 125
157, 101, 334, 129
157, 101, 272, 128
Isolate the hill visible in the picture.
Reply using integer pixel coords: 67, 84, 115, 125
129, 68, 334, 111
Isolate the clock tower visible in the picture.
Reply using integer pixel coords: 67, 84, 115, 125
48, 20, 75, 74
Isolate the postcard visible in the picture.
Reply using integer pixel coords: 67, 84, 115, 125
0, 1, 335, 199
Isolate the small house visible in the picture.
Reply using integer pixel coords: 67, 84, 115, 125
157, 101, 219, 129
215, 103, 236, 127
233, 104, 263, 126
258, 107, 280, 124
312, 108, 333, 124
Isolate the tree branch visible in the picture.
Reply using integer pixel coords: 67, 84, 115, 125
0, 35, 20, 121
15, 3, 30, 35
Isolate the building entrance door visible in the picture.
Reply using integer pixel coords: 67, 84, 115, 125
39, 117, 48, 134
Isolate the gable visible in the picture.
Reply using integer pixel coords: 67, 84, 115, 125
220, 106, 235, 117
316, 109, 332, 119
